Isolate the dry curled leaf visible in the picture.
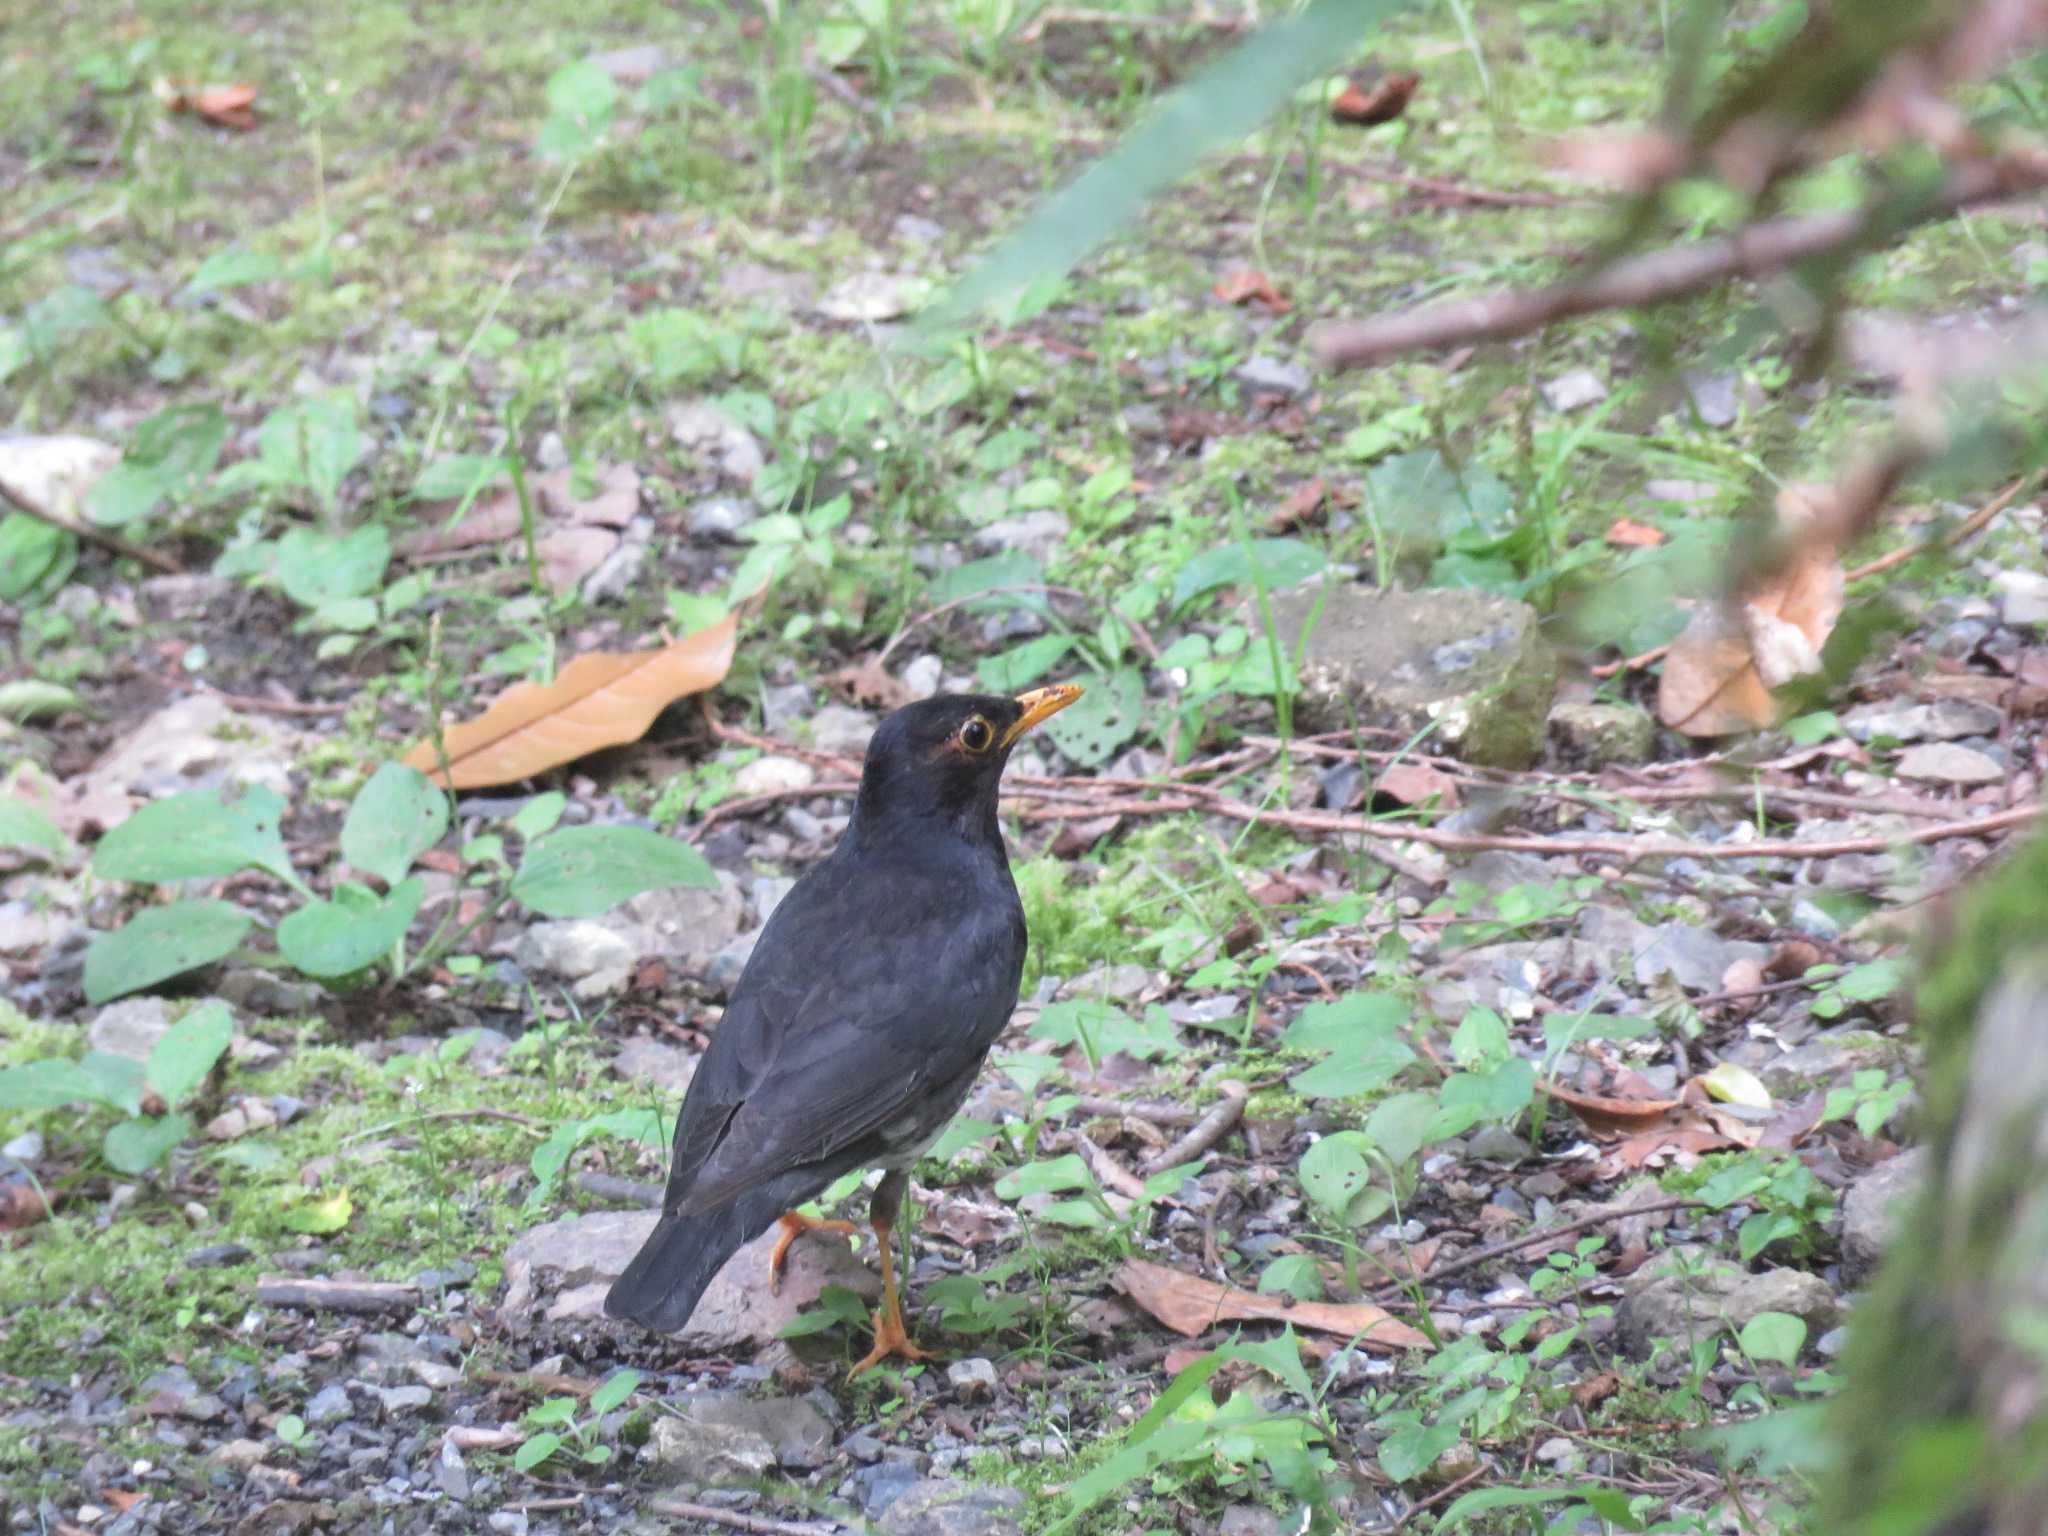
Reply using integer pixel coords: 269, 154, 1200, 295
1115, 1258, 1431, 1352
0, 1180, 52, 1232
1373, 761, 1461, 810
825, 657, 915, 711
1604, 517, 1667, 548
403, 616, 738, 789
1330, 70, 1420, 126
1212, 267, 1291, 314
155, 78, 259, 130
1270, 477, 1328, 533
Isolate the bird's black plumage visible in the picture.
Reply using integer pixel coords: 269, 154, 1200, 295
604, 687, 1077, 1347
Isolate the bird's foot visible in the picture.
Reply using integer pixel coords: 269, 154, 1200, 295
768, 1212, 860, 1295
848, 1307, 935, 1378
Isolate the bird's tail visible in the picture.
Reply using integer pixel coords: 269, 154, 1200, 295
604, 1203, 754, 1333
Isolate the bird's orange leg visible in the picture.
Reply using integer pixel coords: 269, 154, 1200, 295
849, 1215, 934, 1377
768, 1211, 859, 1295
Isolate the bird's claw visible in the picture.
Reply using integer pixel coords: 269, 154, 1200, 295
849, 1307, 935, 1378
768, 1213, 859, 1296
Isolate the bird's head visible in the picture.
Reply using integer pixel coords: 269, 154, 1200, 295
850, 684, 1082, 845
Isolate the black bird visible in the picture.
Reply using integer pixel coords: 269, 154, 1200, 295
605, 683, 1082, 1374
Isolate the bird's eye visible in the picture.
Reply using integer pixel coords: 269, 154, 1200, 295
959, 715, 994, 754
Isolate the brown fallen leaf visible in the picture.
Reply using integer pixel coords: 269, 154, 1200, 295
537, 526, 619, 594
1330, 70, 1420, 126
1658, 491, 1844, 736
1270, 477, 1328, 533
1540, 1078, 1680, 1136
395, 495, 523, 559
0, 1179, 52, 1232
1115, 1258, 1432, 1352
1212, 267, 1291, 314
155, 78, 259, 130
1605, 517, 1666, 548
1373, 761, 1461, 810
1048, 814, 1122, 858
1572, 1371, 1623, 1411
825, 657, 915, 712
402, 616, 739, 789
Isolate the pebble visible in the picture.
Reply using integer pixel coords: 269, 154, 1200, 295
304, 1383, 352, 1425
1541, 368, 1608, 412
1895, 742, 2004, 784
733, 756, 816, 796
946, 1358, 997, 1398
902, 654, 944, 700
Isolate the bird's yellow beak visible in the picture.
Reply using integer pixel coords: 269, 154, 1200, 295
1004, 682, 1083, 748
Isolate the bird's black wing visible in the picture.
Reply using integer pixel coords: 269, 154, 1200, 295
656, 845, 1024, 1219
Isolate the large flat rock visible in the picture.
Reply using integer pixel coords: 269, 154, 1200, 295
1261, 587, 1557, 768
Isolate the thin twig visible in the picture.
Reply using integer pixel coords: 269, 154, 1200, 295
0, 475, 183, 575
1067, 1094, 1200, 1128
1376, 1198, 1707, 1298
1141, 1086, 1248, 1176
644, 1499, 841, 1536
1352, 161, 1588, 210
1312, 152, 2048, 370
341, 1107, 544, 1145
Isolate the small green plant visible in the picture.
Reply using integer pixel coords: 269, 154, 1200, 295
273, 1413, 311, 1455
1670, 1150, 1836, 1263
1822, 1068, 1913, 1138
81, 766, 717, 1004
1808, 957, 1911, 1020
0, 1001, 233, 1174
514, 1368, 641, 1472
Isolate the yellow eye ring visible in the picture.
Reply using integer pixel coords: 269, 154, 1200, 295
959, 715, 995, 753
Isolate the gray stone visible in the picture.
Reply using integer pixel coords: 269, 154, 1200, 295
687, 497, 754, 540
750, 876, 797, 928
648, 1415, 774, 1484
894, 214, 945, 246
852, 1461, 924, 1515
0, 901, 75, 957
186, 1242, 254, 1270
718, 263, 815, 313
1844, 699, 2004, 744
1895, 742, 2003, 785
612, 1038, 696, 1095
1261, 587, 1558, 769
669, 401, 765, 484
371, 1384, 432, 1417
303, 1383, 352, 1425
605, 876, 747, 973
499, 1210, 877, 1349
1631, 924, 1770, 994
1464, 1127, 1531, 1165
216, 968, 325, 1016
514, 921, 635, 999
902, 655, 944, 700
1541, 369, 1608, 413
1992, 569, 2048, 626
1620, 1260, 1839, 1351
138, 574, 233, 622
732, 756, 816, 797
811, 705, 878, 758
87, 998, 172, 1061
1547, 701, 1656, 769
84, 694, 300, 807
1761, 1029, 1900, 1096
649, 1393, 834, 1481
816, 272, 922, 324
582, 516, 653, 605
972, 510, 1069, 563
1643, 479, 1723, 508
1840, 1147, 1926, 1282
1235, 356, 1310, 395
1680, 369, 1741, 427
703, 930, 760, 995
1055, 963, 1149, 1002
877, 1479, 1026, 1536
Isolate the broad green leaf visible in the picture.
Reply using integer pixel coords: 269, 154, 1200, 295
587, 1369, 641, 1417
411, 454, 509, 500
1448, 1006, 1511, 1070
925, 0, 1417, 325
1739, 1311, 1807, 1366
186, 246, 283, 295
273, 524, 388, 608
1042, 666, 1143, 768
1436, 1486, 1579, 1526
147, 1001, 235, 1108
0, 799, 66, 856
1365, 1091, 1437, 1166
513, 1432, 561, 1471
0, 681, 83, 721
1699, 1059, 1772, 1108
977, 634, 1074, 692
1044, 1419, 1211, 1534
79, 1051, 146, 1116
1255, 1255, 1324, 1302
1428, 1058, 1537, 1138
1376, 1418, 1462, 1483
257, 398, 364, 508
277, 879, 426, 978
509, 792, 567, 841
1222, 1326, 1314, 1400
284, 1187, 354, 1234
103, 1112, 194, 1174
1171, 537, 1325, 610
343, 763, 449, 886
1030, 999, 1177, 1062
83, 901, 253, 1004
1298, 1132, 1375, 1220
1280, 991, 1408, 1051
510, 826, 717, 919
0, 1057, 104, 1111
95, 785, 299, 888
1289, 1043, 1416, 1099
993, 1154, 1096, 1200
0, 512, 73, 600
926, 551, 1048, 614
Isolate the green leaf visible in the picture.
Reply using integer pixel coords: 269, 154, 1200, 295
277, 879, 426, 978
977, 634, 1074, 692
411, 454, 509, 500
1030, 999, 1178, 1063
1289, 1045, 1416, 1099
256, 398, 364, 508
925, 0, 1417, 326
0, 798, 66, 857
284, 1188, 353, 1234
94, 784, 297, 887
1255, 1255, 1324, 1303
1042, 666, 1143, 768
147, 1001, 234, 1109
511, 826, 717, 919
0, 681, 84, 721
1428, 1058, 1536, 1137
1280, 991, 1408, 1051
510, 792, 567, 841
1435, 1486, 1579, 1526
79, 1051, 146, 1116
1171, 537, 1325, 610
103, 1112, 194, 1174
1376, 1418, 1462, 1483
1365, 1091, 1437, 1167
1045, 1420, 1211, 1534
186, 246, 283, 295
83, 901, 254, 1004
1222, 1326, 1314, 1400
1738, 1311, 1808, 1366
1298, 1132, 1377, 1221
1448, 1006, 1511, 1071
927, 551, 1049, 615
513, 1432, 562, 1472
343, 763, 449, 886
273, 524, 389, 608
993, 1154, 1097, 1200
0, 512, 74, 600
587, 1368, 641, 1417
538, 60, 619, 158
0, 1057, 106, 1111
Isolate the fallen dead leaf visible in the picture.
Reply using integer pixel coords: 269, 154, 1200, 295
402, 615, 739, 789
537, 526, 619, 594
1374, 761, 1461, 810
1330, 70, 1421, 126
825, 657, 915, 712
1540, 1078, 1679, 1136
0, 1180, 52, 1231
1270, 477, 1328, 533
395, 495, 522, 559
1604, 517, 1667, 548
1212, 267, 1292, 314
1116, 1258, 1431, 1352
155, 78, 259, 130
1048, 814, 1122, 858
1572, 1371, 1623, 1411
1765, 938, 1825, 981
1658, 493, 1844, 736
